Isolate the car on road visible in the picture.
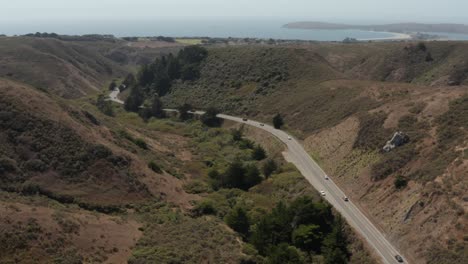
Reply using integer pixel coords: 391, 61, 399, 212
343, 197, 349, 202
288, 136, 292, 140
242, 118, 248, 121
320, 190, 326, 196
395, 255, 404, 262
324, 175, 329, 180
259, 123, 264, 126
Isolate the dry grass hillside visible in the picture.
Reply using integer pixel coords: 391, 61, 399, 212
0, 78, 239, 262
0, 37, 182, 98
163, 42, 467, 264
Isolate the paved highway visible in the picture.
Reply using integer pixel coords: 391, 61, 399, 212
218, 114, 406, 264
109, 90, 406, 263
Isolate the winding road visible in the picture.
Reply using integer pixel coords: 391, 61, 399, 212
109, 90, 406, 264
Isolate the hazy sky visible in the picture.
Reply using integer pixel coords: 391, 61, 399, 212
1, 0, 467, 23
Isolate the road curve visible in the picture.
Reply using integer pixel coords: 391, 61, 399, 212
109, 89, 406, 263
217, 114, 406, 264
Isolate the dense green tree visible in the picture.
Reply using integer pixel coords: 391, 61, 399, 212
137, 64, 154, 87
150, 96, 166, 118
180, 63, 200, 81
290, 196, 333, 232
262, 159, 277, 178
124, 86, 144, 112
222, 161, 246, 189
250, 217, 274, 255
292, 224, 323, 253
96, 94, 114, 116
243, 164, 262, 189
273, 114, 284, 129
178, 45, 208, 65
178, 103, 192, 121
321, 217, 349, 264
266, 243, 305, 264
269, 201, 294, 244
201, 107, 222, 127
167, 53, 181, 80
252, 145, 267, 160
150, 58, 172, 96
225, 206, 250, 236
122, 73, 136, 88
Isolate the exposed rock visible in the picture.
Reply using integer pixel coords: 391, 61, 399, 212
383, 131, 409, 152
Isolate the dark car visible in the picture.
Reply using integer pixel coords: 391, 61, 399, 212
242, 118, 248, 121
395, 255, 404, 262
343, 197, 349, 202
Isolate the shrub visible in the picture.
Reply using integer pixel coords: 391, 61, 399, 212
394, 176, 408, 189
273, 114, 284, 129
148, 161, 162, 173
88, 144, 112, 159
262, 159, 277, 178
252, 145, 267, 160
194, 200, 217, 215
134, 138, 148, 150
24, 159, 48, 172
0, 156, 17, 174
183, 180, 211, 194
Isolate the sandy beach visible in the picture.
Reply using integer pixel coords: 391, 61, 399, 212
358, 31, 412, 41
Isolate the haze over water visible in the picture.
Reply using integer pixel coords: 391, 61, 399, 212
3, 19, 468, 41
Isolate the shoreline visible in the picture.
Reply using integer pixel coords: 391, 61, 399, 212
358, 31, 412, 41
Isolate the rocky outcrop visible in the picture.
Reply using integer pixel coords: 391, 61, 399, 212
383, 131, 409, 152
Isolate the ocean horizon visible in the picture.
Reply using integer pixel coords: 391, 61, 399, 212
2, 19, 468, 41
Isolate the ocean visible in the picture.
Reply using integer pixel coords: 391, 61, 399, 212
1, 19, 468, 41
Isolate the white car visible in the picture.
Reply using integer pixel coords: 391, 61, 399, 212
325, 175, 329, 180
287, 136, 292, 140
320, 190, 326, 196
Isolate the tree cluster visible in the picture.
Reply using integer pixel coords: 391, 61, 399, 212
96, 94, 114, 116
224, 197, 350, 263
210, 161, 263, 191
136, 45, 208, 97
